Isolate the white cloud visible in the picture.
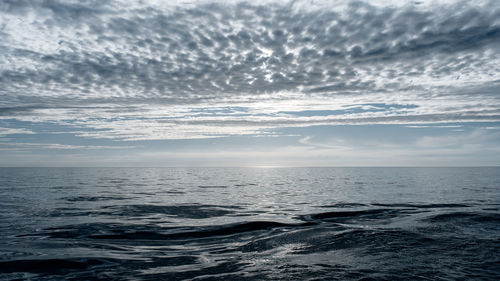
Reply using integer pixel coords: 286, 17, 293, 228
0, 0, 499, 140
0, 142, 137, 150
0, 127, 34, 137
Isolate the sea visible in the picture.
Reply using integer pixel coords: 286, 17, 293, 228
0, 167, 499, 280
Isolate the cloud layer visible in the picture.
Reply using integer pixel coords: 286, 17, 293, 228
1, 0, 500, 140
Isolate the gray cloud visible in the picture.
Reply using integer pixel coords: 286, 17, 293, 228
0, 0, 499, 139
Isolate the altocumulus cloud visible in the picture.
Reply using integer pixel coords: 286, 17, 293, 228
0, 0, 499, 140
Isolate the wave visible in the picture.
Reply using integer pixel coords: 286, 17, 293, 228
25, 206, 491, 242
371, 203, 471, 208
10, 205, 500, 280
100, 204, 244, 219
0, 258, 109, 275
424, 211, 500, 223
64, 195, 132, 202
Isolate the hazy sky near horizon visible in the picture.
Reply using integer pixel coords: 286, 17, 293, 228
1, 0, 500, 166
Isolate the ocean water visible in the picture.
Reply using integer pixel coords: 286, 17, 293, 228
0, 167, 499, 280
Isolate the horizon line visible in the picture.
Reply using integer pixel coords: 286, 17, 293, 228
0, 166, 499, 168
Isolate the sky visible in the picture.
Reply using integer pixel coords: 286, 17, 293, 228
0, 0, 499, 167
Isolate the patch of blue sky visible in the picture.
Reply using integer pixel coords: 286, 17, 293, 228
190, 107, 250, 114
280, 103, 419, 117
346, 103, 419, 110
187, 107, 264, 117
405, 122, 500, 129
0, 119, 125, 147
0, 119, 101, 135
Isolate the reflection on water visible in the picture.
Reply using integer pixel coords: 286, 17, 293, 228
0, 167, 499, 280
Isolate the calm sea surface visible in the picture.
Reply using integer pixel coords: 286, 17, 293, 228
0, 167, 499, 280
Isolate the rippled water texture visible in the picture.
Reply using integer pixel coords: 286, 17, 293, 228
0, 167, 499, 280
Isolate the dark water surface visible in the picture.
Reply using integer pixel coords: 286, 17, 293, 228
0, 167, 499, 280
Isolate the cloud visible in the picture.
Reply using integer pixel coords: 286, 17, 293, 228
0, 0, 499, 140
0, 127, 34, 136
415, 129, 499, 148
0, 142, 136, 150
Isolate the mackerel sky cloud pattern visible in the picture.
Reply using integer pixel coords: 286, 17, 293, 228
0, 0, 499, 166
